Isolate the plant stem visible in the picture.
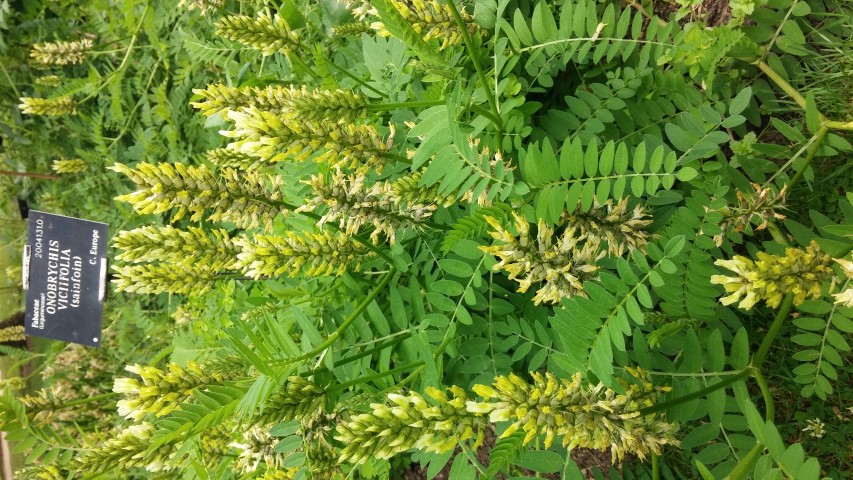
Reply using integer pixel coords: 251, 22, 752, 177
724, 443, 764, 480
754, 60, 810, 112
325, 361, 424, 393
0, 61, 20, 97
825, 120, 853, 130
466, 103, 502, 126
785, 126, 827, 192
652, 454, 660, 480
755, 61, 853, 132
0, 170, 60, 180
751, 294, 793, 367
288, 54, 319, 79
281, 268, 395, 364
78, 3, 151, 104
366, 99, 445, 111
325, 61, 386, 98
312, 332, 412, 373
636, 368, 752, 416
50, 392, 120, 410
752, 369, 774, 420
442, 0, 503, 136
390, 365, 425, 392
108, 60, 162, 149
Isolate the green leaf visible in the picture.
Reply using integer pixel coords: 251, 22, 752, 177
695, 459, 716, 480
797, 458, 821, 480
438, 259, 474, 277
730, 328, 749, 368
517, 450, 563, 473
532, 0, 559, 43
729, 87, 752, 116
584, 139, 599, 177
599, 141, 615, 176
780, 443, 805, 473
677, 166, 698, 182
804, 94, 821, 135
432, 279, 464, 296
663, 235, 686, 257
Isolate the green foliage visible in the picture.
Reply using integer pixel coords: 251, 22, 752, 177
791, 300, 853, 399
483, 429, 525, 478
3, 0, 853, 478
521, 137, 693, 225
552, 236, 686, 384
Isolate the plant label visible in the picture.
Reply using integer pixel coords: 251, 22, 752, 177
23, 211, 108, 347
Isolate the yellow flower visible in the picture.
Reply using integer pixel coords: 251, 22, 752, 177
30, 38, 93, 65
711, 241, 833, 309
481, 213, 604, 304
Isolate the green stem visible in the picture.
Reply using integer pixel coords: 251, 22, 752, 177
825, 120, 853, 130
384, 152, 411, 165
724, 444, 764, 480
636, 368, 752, 416
280, 268, 395, 364
766, 223, 790, 246
652, 453, 660, 480
751, 294, 794, 367
755, 60, 809, 112
442, 0, 503, 135
288, 54, 319, 79
49, 392, 120, 410
312, 332, 412, 373
78, 3, 151, 104
753, 61, 852, 132
108, 60, 162, 149
785, 126, 827, 192
367, 99, 445, 111
325, 361, 424, 393
325, 61, 386, 98
465, 103, 502, 126
723, 369, 776, 479
753, 369, 774, 420
0, 170, 60, 180
0, 60, 20, 97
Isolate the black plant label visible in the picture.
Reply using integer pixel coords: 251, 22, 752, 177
24, 211, 108, 347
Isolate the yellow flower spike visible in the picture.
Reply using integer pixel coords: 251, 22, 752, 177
112, 162, 284, 231
336, 387, 484, 464
712, 241, 833, 310
375, 0, 484, 49
482, 213, 604, 304
30, 38, 93, 65
215, 12, 299, 55
299, 172, 434, 245
18, 96, 77, 116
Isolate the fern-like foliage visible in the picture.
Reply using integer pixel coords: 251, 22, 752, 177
741, 399, 824, 480
791, 299, 853, 399
483, 429, 525, 479
409, 105, 518, 205
538, 67, 710, 147
653, 188, 727, 322
551, 236, 685, 384
501, 0, 676, 88
441, 203, 513, 254
521, 137, 696, 225
149, 384, 245, 451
